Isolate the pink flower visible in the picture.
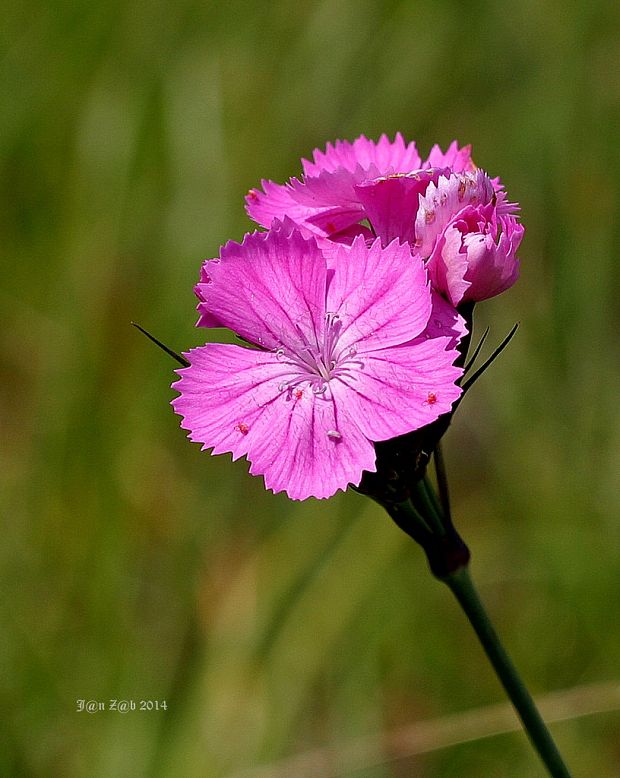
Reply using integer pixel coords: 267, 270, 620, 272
245, 135, 523, 306
246, 133, 523, 305
173, 226, 463, 500
245, 134, 475, 244
414, 170, 524, 305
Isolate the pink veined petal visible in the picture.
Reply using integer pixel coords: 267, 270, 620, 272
460, 220, 523, 303
320, 222, 375, 247
194, 265, 225, 327
194, 227, 327, 352
419, 290, 468, 348
246, 386, 376, 500
354, 168, 449, 246
248, 169, 374, 239
331, 337, 463, 441
302, 133, 422, 177
327, 237, 432, 352
172, 344, 296, 461
245, 179, 326, 233
172, 344, 376, 500
428, 215, 523, 306
302, 139, 368, 176
491, 177, 520, 217
415, 170, 495, 257
288, 165, 380, 208
426, 224, 472, 307
304, 206, 368, 238
424, 141, 476, 173
312, 229, 374, 268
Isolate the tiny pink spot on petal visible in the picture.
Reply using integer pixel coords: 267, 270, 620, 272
424, 209, 435, 224
235, 422, 249, 435
293, 389, 303, 400
326, 429, 342, 441
247, 189, 259, 201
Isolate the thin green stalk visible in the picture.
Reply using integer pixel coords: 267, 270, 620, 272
413, 478, 445, 536
442, 567, 572, 777
384, 481, 571, 775
433, 442, 452, 523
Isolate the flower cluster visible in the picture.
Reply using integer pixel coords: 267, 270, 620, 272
172, 135, 523, 500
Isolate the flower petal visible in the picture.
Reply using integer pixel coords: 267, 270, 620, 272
246, 172, 370, 240
289, 166, 374, 209
421, 290, 468, 348
423, 140, 475, 173
327, 237, 432, 352
302, 133, 422, 177
172, 344, 292, 459
245, 179, 325, 233
195, 227, 327, 352
172, 344, 376, 500
332, 337, 463, 441
246, 386, 376, 500
303, 205, 367, 239
427, 216, 523, 306
354, 168, 449, 245
426, 224, 472, 307
461, 219, 523, 303
415, 170, 495, 257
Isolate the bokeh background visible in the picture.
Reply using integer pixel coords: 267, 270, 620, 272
3, 1, 620, 775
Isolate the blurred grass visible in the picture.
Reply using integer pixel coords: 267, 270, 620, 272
2, 0, 620, 775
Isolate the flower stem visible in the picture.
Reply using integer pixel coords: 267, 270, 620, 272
441, 566, 572, 777
433, 442, 452, 522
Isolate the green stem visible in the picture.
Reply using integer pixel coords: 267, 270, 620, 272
433, 442, 452, 522
442, 567, 572, 777
414, 478, 446, 536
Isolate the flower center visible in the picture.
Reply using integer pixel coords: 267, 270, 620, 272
276, 312, 363, 395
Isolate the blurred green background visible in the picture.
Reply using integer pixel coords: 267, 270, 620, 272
3, 1, 620, 775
